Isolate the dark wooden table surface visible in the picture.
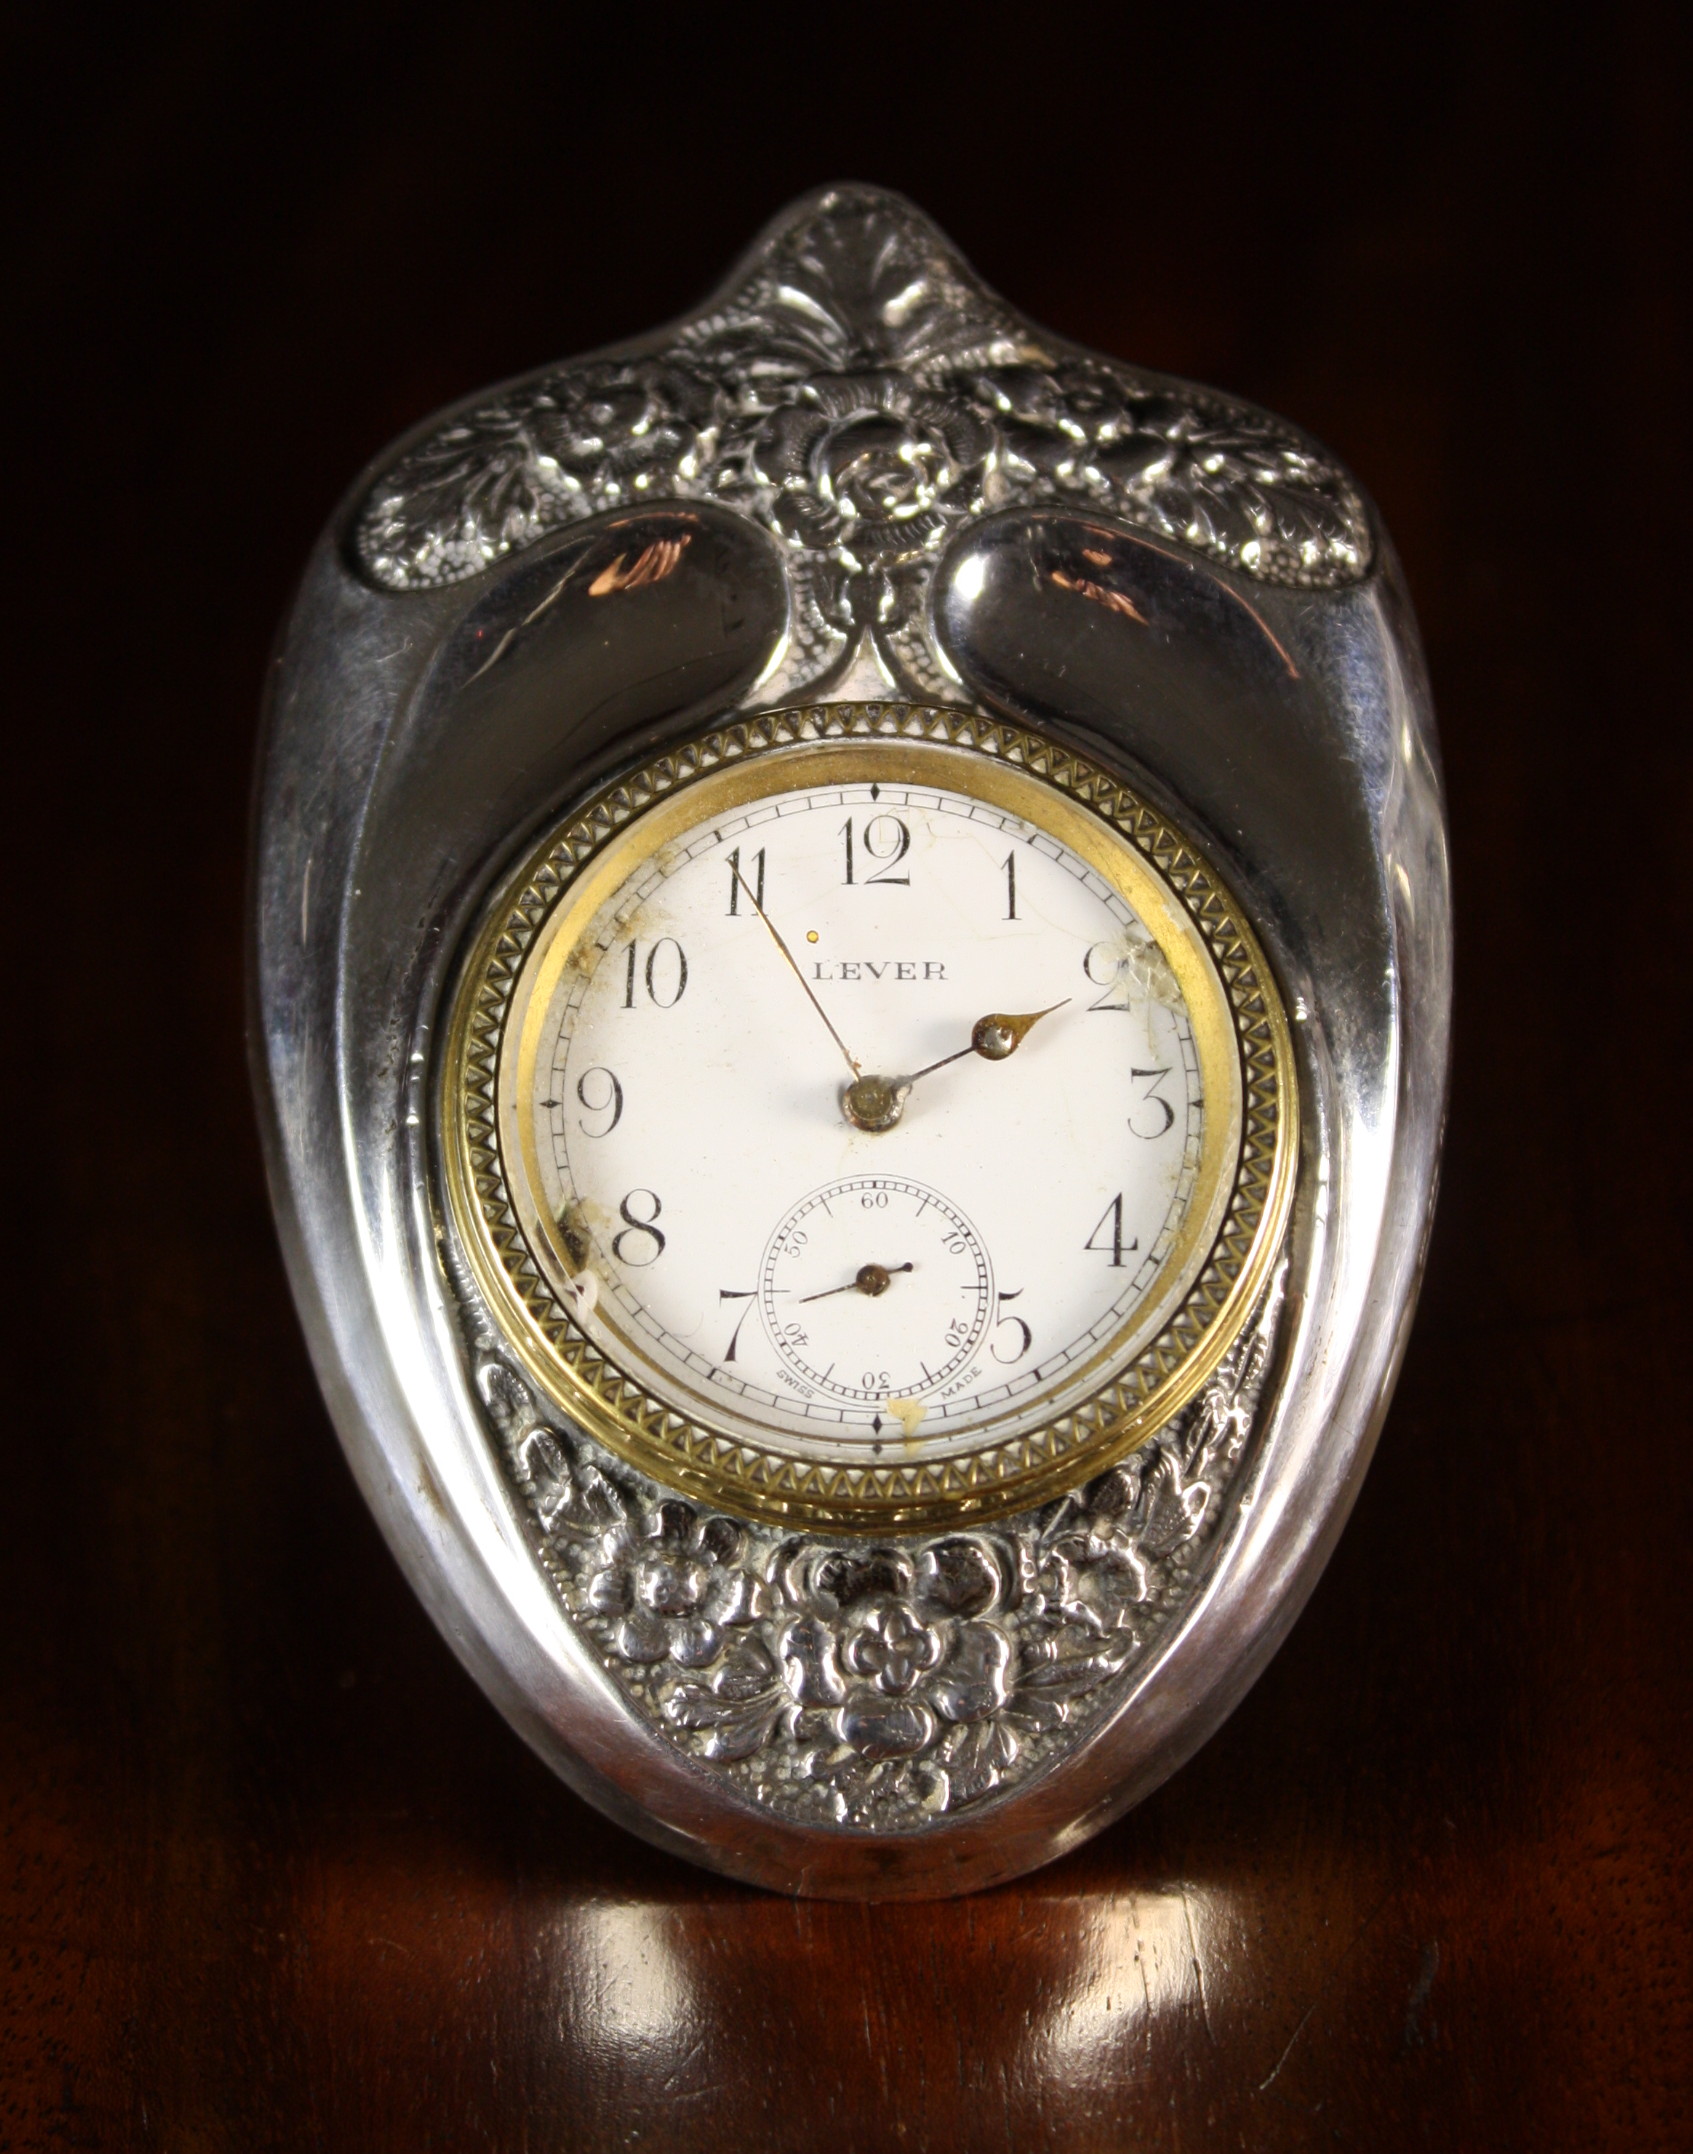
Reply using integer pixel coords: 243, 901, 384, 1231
5, 6, 1688, 2146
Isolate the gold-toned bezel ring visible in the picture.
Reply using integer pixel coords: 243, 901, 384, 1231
439, 701, 1297, 1531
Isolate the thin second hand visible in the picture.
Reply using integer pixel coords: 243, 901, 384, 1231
734, 866, 861, 1078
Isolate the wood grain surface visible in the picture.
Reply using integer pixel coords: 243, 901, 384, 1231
3, 5, 1688, 2146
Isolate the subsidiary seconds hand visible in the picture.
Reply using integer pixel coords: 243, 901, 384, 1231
732, 865, 862, 1080
799, 1262, 914, 1303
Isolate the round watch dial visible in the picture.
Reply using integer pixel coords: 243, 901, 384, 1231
443, 705, 1294, 1528
758, 1178, 995, 1410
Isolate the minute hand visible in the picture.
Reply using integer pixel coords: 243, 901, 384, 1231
733, 866, 862, 1079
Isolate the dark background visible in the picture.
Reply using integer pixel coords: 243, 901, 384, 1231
4, 3, 1689, 2146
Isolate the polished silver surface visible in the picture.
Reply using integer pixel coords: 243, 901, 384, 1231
251, 185, 1449, 1897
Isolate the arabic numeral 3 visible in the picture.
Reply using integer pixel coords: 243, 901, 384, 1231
1128, 1066, 1176, 1138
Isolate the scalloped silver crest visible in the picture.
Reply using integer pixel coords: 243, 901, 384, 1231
355, 185, 1371, 703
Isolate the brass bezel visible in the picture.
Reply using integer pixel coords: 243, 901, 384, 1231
439, 702, 1297, 1531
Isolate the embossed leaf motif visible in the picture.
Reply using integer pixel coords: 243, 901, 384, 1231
359, 361, 721, 589
665, 1640, 789, 1763
975, 363, 1369, 585
354, 186, 1370, 625
519, 1427, 625, 1536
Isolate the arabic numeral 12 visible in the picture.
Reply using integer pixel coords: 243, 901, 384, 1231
841, 814, 911, 885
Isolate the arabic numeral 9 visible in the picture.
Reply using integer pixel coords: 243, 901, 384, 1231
574, 1065, 623, 1137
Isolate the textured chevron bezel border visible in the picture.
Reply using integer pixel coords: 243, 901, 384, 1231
439, 703, 1297, 1530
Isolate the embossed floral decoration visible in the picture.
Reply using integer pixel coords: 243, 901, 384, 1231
487, 1278, 1276, 1831
356, 188, 1370, 700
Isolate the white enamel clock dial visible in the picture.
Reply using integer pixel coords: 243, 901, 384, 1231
446, 714, 1293, 1528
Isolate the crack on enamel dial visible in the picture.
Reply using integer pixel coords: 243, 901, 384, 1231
463, 1266, 1283, 1830
437, 701, 1297, 1530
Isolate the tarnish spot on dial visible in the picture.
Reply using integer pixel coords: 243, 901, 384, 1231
556, 1201, 594, 1273
561, 1270, 600, 1320
1127, 937, 1184, 1012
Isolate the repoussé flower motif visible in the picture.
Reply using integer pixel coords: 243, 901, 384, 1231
752, 371, 994, 567
584, 1499, 763, 1668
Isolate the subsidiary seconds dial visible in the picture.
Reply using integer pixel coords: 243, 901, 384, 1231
760, 1179, 993, 1413
444, 705, 1296, 1529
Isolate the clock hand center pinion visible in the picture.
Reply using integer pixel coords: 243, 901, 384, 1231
443, 706, 1294, 1529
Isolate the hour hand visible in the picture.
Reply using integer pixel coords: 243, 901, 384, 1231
732, 864, 862, 1080
959, 1004, 1068, 1063
842, 1003, 1068, 1132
